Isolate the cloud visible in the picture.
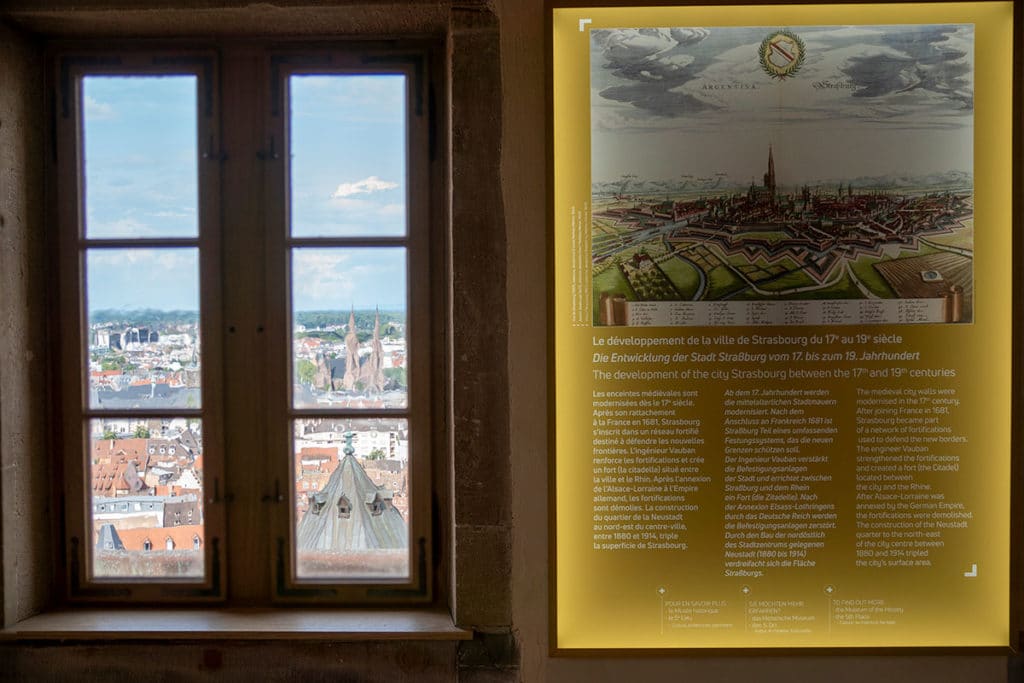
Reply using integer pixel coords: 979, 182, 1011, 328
841, 26, 973, 110
292, 251, 356, 305
330, 176, 399, 199
291, 249, 406, 309
378, 203, 405, 216
601, 84, 720, 117
84, 95, 116, 121
670, 28, 711, 46
330, 197, 372, 211
88, 248, 197, 271
807, 26, 887, 41
324, 197, 403, 215
86, 217, 146, 237
292, 74, 405, 110
593, 24, 975, 128
593, 27, 720, 117
603, 28, 678, 66
86, 249, 199, 310
293, 186, 406, 236
598, 28, 708, 82
149, 208, 196, 219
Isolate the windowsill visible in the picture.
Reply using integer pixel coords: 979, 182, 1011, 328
0, 608, 472, 641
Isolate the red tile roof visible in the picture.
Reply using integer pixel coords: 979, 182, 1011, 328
99, 524, 204, 552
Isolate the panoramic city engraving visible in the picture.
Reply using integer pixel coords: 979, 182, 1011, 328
590, 24, 974, 327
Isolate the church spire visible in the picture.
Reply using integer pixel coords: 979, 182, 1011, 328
342, 305, 360, 391
359, 306, 386, 393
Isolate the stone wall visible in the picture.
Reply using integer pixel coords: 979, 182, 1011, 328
0, 20, 52, 629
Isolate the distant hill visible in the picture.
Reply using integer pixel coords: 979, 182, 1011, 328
592, 170, 973, 197
89, 309, 198, 328
809, 170, 973, 192
295, 310, 406, 331
89, 309, 407, 332
592, 176, 743, 197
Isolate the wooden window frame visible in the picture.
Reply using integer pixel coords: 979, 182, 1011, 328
264, 48, 435, 604
54, 50, 227, 603
49, 40, 443, 607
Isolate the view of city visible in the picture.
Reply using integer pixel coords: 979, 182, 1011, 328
81, 72, 413, 581
90, 417, 205, 579
293, 418, 410, 579
292, 308, 409, 409
88, 309, 410, 580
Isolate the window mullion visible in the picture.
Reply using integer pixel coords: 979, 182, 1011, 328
219, 47, 276, 603
262, 49, 296, 603
194, 50, 227, 601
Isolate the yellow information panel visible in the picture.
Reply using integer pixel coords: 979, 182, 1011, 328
552, 2, 1014, 649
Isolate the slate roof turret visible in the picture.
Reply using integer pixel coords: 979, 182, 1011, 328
296, 452, 407, 553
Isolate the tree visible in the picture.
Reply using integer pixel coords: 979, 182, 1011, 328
383, 367, 406, 388
367, 447, 386, 460
100, 356, 126, 371
133, 424, 151, 439
296, 359, 317, 386
101, 428, 117, 441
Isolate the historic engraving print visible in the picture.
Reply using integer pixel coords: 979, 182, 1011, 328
591, 25, 974, 326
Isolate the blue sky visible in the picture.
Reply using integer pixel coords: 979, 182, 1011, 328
290, 75, 406, 238
291, 247, 407, 311
87, 248, 200, 312
84, 74, 408, 312
83, 76, 198, 239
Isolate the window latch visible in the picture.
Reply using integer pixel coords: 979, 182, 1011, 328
201, 134, 227, 162
209, 477, 234, 505
261, 478, 284, 504
256, 135, 279, 161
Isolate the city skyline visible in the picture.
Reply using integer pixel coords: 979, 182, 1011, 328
88, 304, 409, 319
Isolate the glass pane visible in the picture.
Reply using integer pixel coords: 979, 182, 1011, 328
293, 418, 410, 580
289, 74, 406, 237
82, 75, 198, 238
291, 247, 407, 409
89, 418, 205, 580
86, 248, 201, 410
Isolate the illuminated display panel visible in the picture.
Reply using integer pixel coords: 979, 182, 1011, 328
552, 2, 1014, 650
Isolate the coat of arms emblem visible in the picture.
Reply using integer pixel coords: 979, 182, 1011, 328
760, 30, 805, 79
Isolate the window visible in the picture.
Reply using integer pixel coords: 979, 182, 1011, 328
53, 45, 438, 604
337, 495, 352, 519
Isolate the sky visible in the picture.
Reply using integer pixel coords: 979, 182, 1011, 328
83, 74, 409, 313
590, 24, 974, 185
